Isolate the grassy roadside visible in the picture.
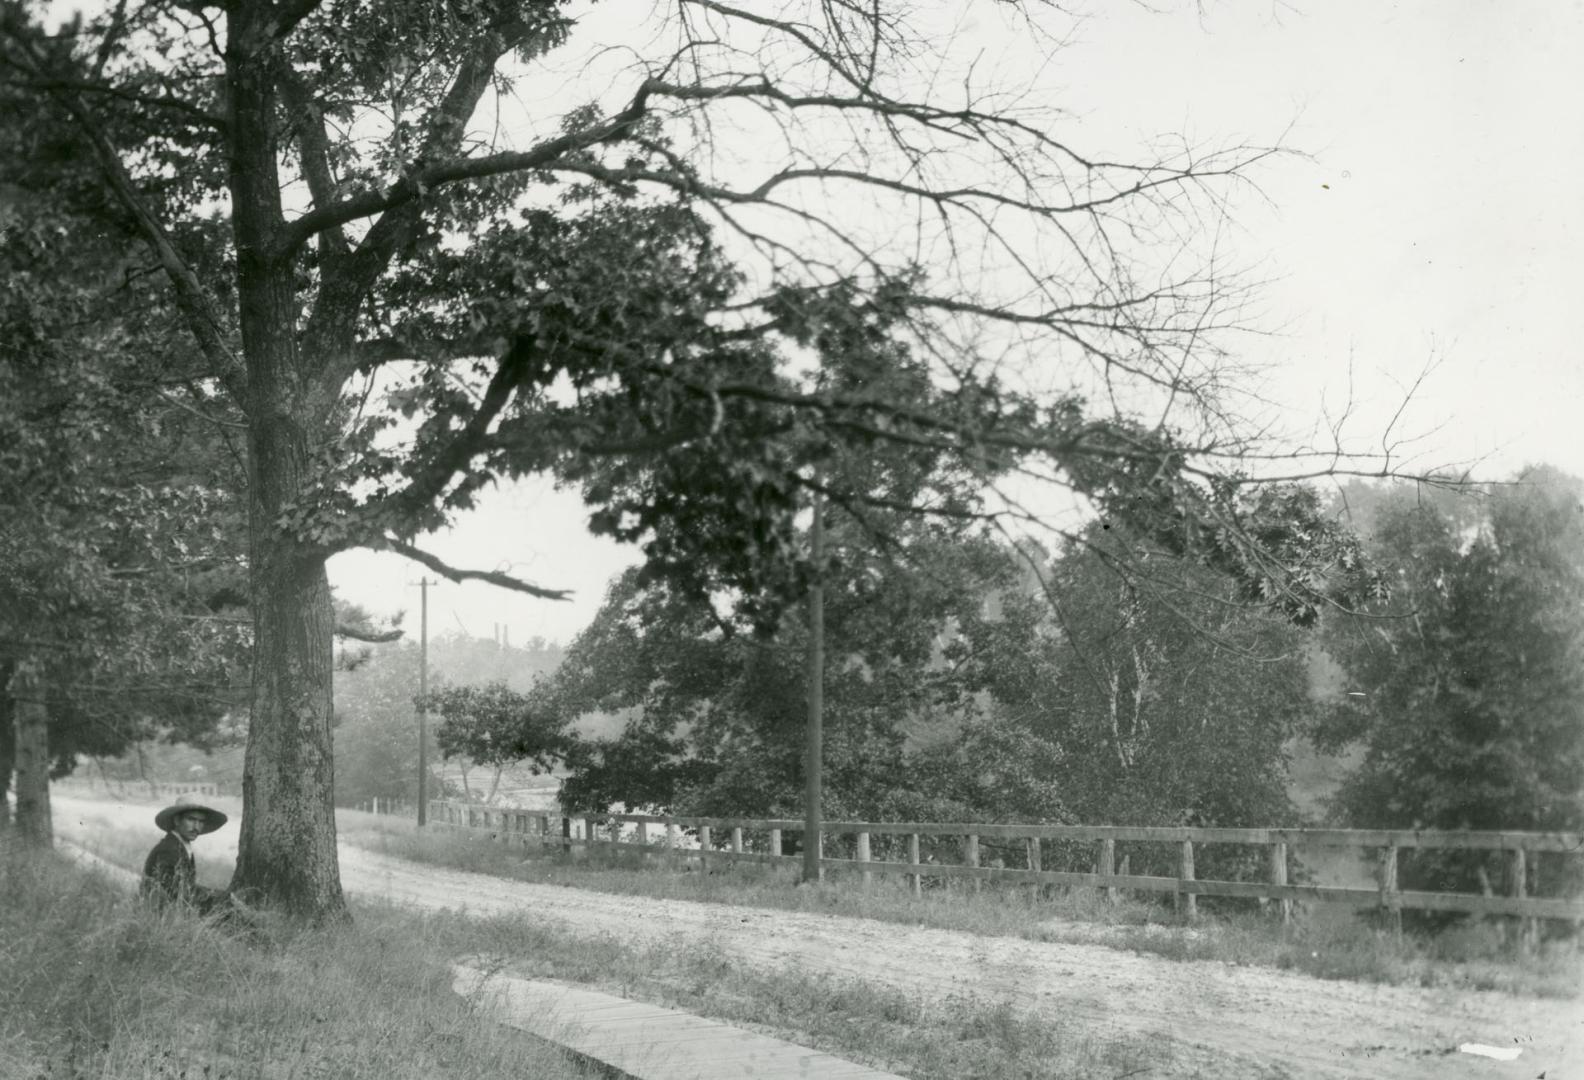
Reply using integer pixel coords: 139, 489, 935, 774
0, 840, 594, 1080
44, 817, 1176, 1079
338, 810, 1584, 1000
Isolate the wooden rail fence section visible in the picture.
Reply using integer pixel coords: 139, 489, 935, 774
426, 801, 1584, 923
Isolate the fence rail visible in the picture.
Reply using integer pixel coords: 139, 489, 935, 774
426, 800, 1584, 924
53, 779, 225, 800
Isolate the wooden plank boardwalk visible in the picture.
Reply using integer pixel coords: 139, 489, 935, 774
451, 963, 907, 1080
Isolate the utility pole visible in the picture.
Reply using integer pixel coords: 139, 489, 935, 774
802, 493, 825, 884
416, 577, 432, 826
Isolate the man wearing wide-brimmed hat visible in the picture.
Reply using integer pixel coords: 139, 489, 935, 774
141, 798, 232, 914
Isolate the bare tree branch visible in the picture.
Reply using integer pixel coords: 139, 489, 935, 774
277, 65, 658, 262
377, 537, 573, 601
334, 622, 403, 643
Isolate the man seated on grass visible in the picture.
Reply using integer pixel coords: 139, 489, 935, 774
141, 800, 235, 915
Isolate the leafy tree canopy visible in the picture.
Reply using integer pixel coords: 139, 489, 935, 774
1, 78, 250, 804
945, 522, 1316, 831
334, 631, 563, 805
1, 0, 1417, 914
1316, 468, 1584, 839
456, 505, 1326, 852
440, 517, 1024, 820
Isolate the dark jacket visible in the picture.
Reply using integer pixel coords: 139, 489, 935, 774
141, 832, 226, 912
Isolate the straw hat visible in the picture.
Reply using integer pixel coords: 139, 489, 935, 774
154, 798, 229, 834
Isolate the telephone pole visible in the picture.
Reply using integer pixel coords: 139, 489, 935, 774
802, 493, 825, 884
416, 577, 432, 826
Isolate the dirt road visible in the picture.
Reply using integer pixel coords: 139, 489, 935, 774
56, 795, 1584, 1079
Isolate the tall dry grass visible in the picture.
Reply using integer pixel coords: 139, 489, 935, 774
0, 839, 594, 1080
47, 805, 1177, 1079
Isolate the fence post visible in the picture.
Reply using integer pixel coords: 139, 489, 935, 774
1179, 840, 1197, 920
731, 826, 744, 856
561, 815, 572, 855
1270, 841, 1291, 925
1027, 836, 1043, 901
636, 820, 648, 852
1098, 838, 1116, 904
699, 825, 712, 872
666, 821, 679, 867
966, 834, 980, 893
1378, 845, 1401, 936
909, 833, 922, 897
770, 828, 782, 857
856, 831, 872, 887
1510, 847, 1536, 953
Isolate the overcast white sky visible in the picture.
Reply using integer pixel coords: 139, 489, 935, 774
328, 0, 1583, 647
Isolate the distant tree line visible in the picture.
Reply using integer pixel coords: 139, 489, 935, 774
422, 468, 1584, 895
333, 632, 565, 808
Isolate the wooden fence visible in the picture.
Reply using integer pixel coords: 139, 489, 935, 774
426, 800, 1584, 924
352, 797, 414, 816
54, 778, 225, 800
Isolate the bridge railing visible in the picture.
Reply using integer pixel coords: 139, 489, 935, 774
426, 800, 1584, 924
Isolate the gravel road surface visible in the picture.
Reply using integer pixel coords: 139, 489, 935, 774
54, 794, 1583, 1079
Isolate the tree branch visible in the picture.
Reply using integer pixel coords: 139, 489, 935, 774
277, 74, 659, 261
2, 75, 228, 131
0, 27, 244, 400
378, 538, 573, 601
334, 622, 403, 643
276, 61, 346, 257
366, 337, 533, 526
301, 18, 587, 399
268, 0, 325, 42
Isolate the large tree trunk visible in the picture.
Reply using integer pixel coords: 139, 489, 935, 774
227, 274, 347, 918
7, 657, 52, 847
224, 27, 347, 922
231, 517, 345, 918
